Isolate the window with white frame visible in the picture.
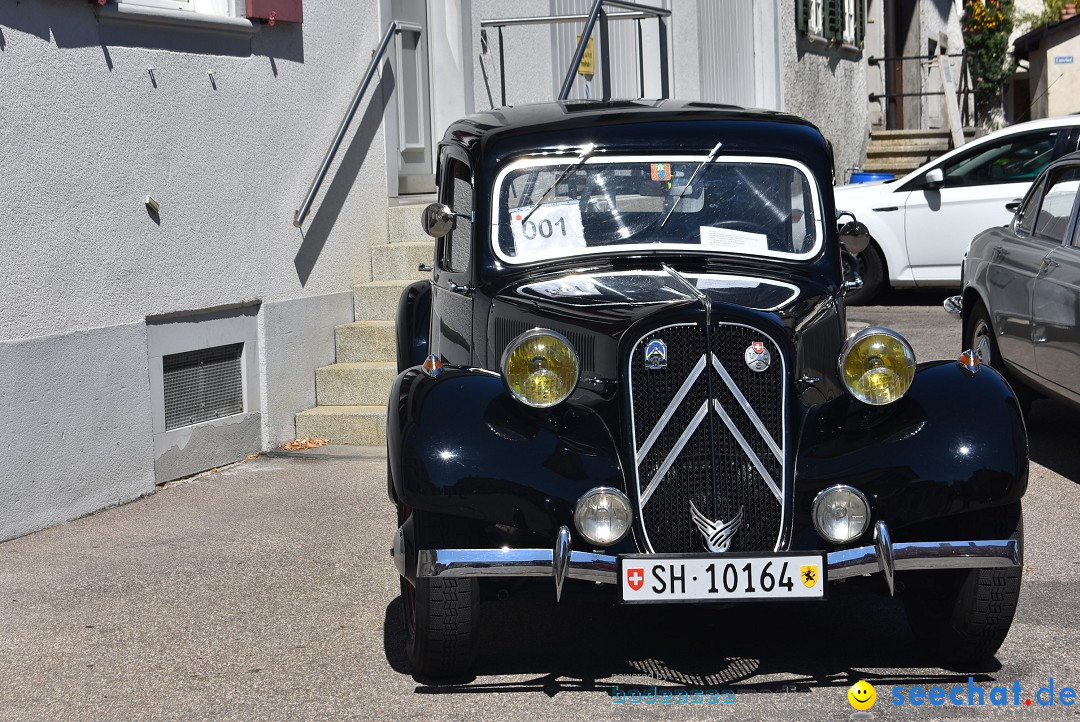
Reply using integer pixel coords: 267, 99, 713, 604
843, 0, 857, 45
809, 0, 824, 37
118, 0, 244, 17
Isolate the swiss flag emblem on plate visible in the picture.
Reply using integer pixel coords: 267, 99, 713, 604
626, 567, 645, 591
752, 341, 764, 354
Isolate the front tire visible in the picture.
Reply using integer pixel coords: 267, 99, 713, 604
964, 300, 1035, 415
399, 507, 480, 677
843, 242, 886, 306
903, 503, 1023, 666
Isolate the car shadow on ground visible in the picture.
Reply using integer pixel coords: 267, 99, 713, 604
861, 288, 955, 308
1026, 399, 1080, 484
382, 589, 1000, 696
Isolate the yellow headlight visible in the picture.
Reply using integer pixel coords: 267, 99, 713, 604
501, 329, 579, 408
838, 328, 916, 405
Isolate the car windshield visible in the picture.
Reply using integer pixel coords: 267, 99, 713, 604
491, 154, 823, 264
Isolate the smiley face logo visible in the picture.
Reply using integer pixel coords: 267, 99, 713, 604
848, 680, 876, 711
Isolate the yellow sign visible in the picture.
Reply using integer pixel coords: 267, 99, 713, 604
577, 35, 595, 76
800, 565, 819, 588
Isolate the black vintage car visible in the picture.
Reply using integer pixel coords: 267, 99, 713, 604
949, 150, 1080, 414
387, 100, 1027, 677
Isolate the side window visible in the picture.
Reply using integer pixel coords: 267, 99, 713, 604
1015, 178, 1043, 235
1033, 166, 1080, 243
941, 131, 1059, 188
440, 159, 473, 274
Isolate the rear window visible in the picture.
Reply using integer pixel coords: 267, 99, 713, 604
490, 154, 823, 265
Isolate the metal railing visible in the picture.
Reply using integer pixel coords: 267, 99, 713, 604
867, 51, 978, 129
480, 0, 670, 106
294, 20, 419, 228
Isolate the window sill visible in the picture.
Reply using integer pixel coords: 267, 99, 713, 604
97, 2, 260, 35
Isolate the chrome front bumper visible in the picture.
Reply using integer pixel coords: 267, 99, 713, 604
410, 521, 1020, 600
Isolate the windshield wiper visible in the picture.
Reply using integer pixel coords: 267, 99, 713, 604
660, 141, 723, 228
520, 143, 596, 224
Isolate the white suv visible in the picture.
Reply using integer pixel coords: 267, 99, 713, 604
835, 117, 1080, 304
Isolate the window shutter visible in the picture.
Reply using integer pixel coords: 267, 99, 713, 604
855, 0, 866, 47
795, 0, 810, 33
245, 0, 302, 24
825, 0, 842, 41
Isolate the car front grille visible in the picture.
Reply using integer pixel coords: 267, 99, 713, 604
628, 322, 785, 553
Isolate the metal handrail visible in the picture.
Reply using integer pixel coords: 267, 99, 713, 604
480, 0, 670, 106
294, 21, 417, 228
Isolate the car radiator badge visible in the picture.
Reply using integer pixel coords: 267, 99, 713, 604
690, 502, 744, 552
644, 338, 668, 370
744, 340, 771, 372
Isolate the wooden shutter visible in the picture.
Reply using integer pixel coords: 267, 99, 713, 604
824, 0, 842, 41
795, 0, 810, 33
246, 0, 302, 24
855, 0, 866, 47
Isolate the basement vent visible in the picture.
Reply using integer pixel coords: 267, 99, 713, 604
163, 343, 244, 430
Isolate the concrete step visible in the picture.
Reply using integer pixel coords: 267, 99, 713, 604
315, 361, 397, 406
294, 405, 386, 446
336, 320, 397, 363
866, 144, 946, 157
371, 241, 435, 281
388, 202, 434, 245
354, 279, 413, 321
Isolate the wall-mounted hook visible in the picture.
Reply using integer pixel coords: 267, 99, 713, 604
208, 70, 217, 90
147, 67, 157, 88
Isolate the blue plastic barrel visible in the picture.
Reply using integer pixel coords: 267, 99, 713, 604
849, 172, 895, 184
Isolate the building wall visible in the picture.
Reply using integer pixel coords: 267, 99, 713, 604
1045, 26, 1080, 117
0, 1, 381, 539
781, 6, 871, 181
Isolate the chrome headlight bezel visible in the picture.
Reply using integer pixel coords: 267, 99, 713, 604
499, 328, 580, 408
811, 484, 871, 544
574, 486, 633, 546
837, 326, 916, 406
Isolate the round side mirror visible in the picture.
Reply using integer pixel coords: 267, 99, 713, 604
839, 221, 871, 255
421, 202, 456, 238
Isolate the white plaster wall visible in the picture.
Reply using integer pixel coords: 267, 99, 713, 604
1046, 27, 1080, 117
469, 0, 555, 110
780, 5, 871, 181
0, 0, 387, 342
0, 1, 389, 538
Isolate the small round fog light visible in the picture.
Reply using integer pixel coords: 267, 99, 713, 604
812, 484, 870, 544
574, 487, 632, 546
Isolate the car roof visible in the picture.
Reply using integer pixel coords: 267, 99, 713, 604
895, 116, 1080, 184
441, 99, 832, 177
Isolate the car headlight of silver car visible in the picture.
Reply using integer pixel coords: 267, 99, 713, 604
500, 329, 580, 408
838, 327, 916, 405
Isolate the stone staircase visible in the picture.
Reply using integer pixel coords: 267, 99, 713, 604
860, 128, 980, 177
294, 199, 434, 446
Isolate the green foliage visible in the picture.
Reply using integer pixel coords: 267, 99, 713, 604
1015, 0, 1070, 30
961, 0, 1017, 121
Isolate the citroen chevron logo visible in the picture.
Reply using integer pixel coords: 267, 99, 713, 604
690, 502, 744, 552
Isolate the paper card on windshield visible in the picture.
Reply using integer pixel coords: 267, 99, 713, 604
700, 226, 769, 252
509, 201, 586, 259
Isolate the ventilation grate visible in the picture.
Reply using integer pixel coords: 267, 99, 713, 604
163, 343, 244, 430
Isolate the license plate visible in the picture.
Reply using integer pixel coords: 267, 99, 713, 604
618, 553, 826, 603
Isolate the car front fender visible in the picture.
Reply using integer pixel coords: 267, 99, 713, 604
387, 368, 626, 540
793, 360, 1027, 546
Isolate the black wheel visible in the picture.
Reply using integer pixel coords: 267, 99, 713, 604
964, 300, 1035, 416
399, 506, 480, 678
903, 503, 1023, 666
844, 242, 886, 306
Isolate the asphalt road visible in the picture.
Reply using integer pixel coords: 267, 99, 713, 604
3, 290, 1080, 721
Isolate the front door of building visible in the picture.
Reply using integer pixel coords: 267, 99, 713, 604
392, 0, 435, 195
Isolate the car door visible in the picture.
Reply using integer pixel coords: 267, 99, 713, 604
986, 176, 1054, 372
430, 152, 474, 366
1031, 165, 1080, 400
903, 128, 1067, 284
